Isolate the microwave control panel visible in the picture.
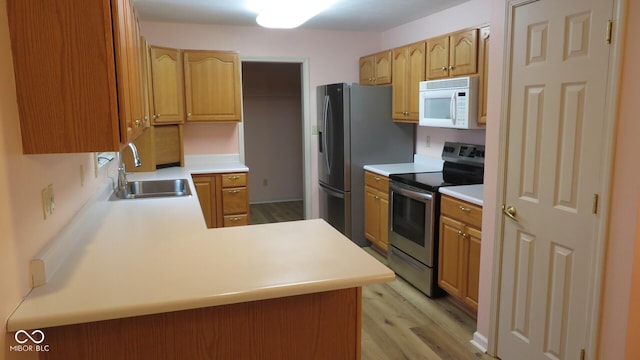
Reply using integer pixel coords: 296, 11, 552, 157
455, 91, 468, 125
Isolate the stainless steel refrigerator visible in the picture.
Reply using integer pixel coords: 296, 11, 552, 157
318, 83, 415, 246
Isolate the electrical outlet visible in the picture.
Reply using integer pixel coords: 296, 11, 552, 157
425, 136, 431, 148
41, 184, 55, 219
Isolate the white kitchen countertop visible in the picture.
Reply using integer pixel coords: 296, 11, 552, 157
439, 184, 484, 206
183, 154, 249, 174
8, 156, 394, 331
364, 154, 444, 176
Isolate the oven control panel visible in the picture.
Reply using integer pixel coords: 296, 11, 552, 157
442, 142, 485, 165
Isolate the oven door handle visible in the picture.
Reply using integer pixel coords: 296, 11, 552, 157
390, 183, 433, 202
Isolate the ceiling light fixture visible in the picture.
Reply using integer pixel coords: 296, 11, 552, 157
255, 0, 339, 29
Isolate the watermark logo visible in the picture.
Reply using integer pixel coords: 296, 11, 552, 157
9, 329, 50, 352
15, 330, 45, 344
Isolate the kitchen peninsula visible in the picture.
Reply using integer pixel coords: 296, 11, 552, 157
7, 160, 394, 359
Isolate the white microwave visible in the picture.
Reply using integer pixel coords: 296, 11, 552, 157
418, 76, 481, 129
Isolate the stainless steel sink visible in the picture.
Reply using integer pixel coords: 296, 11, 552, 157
114, 179, 192, 199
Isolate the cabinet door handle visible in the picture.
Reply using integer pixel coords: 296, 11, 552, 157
449, 65, 455, 70
156, 114, 161, 118
457, 230, 468, 238
187, 113, 192, 117
441, 66, 448, 71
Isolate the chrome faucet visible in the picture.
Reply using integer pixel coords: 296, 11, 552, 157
117, 142, 142, 194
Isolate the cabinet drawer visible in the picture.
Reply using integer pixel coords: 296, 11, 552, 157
222, 173, 247, 188
441, 195, 482, 229
222, 187, 248, 214
223, 214, 249, 227
364, 171, 389, 193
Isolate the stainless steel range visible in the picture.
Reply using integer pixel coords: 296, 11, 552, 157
388, 142, 485, 297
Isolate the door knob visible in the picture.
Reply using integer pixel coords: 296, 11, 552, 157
502, 205, 518, 222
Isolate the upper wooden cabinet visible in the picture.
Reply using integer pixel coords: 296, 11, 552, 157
392, 42, 425, 123
183, 50, 242, 122
7, 0, 147, 153
477, 26, 490, 126
120, 0, 147, 142
359, 50, 392, 85
149, 46, 185, 124
426, 29, 478, 80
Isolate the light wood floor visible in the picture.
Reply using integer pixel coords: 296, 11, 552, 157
248, 201, 493, 359
362, 247, 493, 360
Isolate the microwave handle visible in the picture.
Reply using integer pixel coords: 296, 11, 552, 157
450, 92, 456, 124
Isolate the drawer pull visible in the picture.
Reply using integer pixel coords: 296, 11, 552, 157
228, 190, 241, 194
459, 206, 471, 212
227, 176, 240, 180
374, 177, 381, 181
230, 217, 240, 221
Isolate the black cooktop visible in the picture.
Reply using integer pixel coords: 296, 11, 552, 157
389, 162, 484, 192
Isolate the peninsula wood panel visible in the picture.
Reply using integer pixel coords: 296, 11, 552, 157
38, 288, 361, 360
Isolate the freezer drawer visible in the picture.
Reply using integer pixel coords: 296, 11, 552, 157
319, 183, 351, 238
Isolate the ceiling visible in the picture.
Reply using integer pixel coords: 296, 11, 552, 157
133, 0, 471, 32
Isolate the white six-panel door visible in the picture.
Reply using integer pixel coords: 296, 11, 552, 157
497, 0, 614, 359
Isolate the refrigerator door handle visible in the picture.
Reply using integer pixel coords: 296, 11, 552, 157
323, 95, 331, 174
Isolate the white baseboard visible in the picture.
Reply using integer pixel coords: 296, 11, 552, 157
470, 331, 488, 353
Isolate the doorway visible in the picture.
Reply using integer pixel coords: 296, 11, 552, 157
241, 61, 305, 224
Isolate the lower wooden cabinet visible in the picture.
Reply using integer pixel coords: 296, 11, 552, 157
438, 194, 482, 314
192, 174, 217, 229
192, 172, 249, 228
363, 171, 389, 253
